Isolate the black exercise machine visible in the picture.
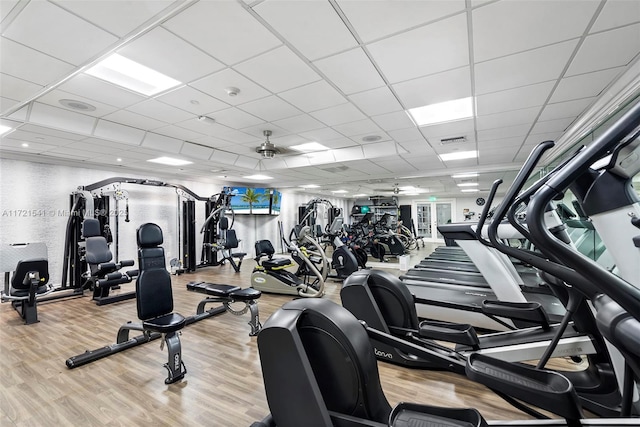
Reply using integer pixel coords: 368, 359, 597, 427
210, 216, 246, 273
1, 258, 53, 324
82, 218, 139, 305
66, 223, 262, 382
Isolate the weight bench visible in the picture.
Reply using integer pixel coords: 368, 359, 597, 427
186, 282, 262, 336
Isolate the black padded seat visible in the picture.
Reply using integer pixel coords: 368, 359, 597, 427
143, 313, 187, 334
187, 282, 240, 296
10, 259, 50, 297
262, 258, 292, 269
230, 288, 262, 301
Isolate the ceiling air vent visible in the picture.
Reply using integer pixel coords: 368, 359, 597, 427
440, 136, 466, 145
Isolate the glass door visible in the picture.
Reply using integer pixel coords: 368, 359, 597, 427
414, 201, 454, 242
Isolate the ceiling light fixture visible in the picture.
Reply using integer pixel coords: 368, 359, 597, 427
331, 190, 348, 194
457, 182, 479, 187
21, 143, 29, 147
197, 115, 216, 125
243, 174, 273, 180
256, 130, 279, 159
461, 188, 480, 193
0, 124, 13, 136
86, 53, 181, 96
439, 150, 478, 162
147, 156, 193, 166
407, 97, 474, 127
117, 158, 122, 162
290, 142, 329, 153
362, 135, 382, 142
451, 172, 478, 178
299, 184, 320, 188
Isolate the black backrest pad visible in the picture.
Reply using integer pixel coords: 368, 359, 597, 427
11, 258, 49, 289
367, 270, 420, 330
255, 240, 275, 256
136, 223, 172, 320
219, 216, 229, 230
84, 218, 113, 265
82, 218, 101, 237
225, 229, 239, 249
288, 299, 392, 423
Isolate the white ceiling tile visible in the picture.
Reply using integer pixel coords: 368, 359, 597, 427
388, 127, 424, 143
530, 117, 575, 135
524, 132, 563, 146
126, 99, 193, 124
104, 110, 169, 131
173, 118, 236, 138
156, 85, 230, 116
209, 107, 264, 129
476, 107, 540, 131
310, 103, 366, 126
320, 137, 359, 149
6, 105, 28, 121
306, 150, 337, 165
284, 156, 311, 168
393, 67, 471, 109
0, 139, 57, 153
141, 132, 183, 153
0, 37, 75, 86
0, 1, 19, 21
211, 149, 240, 164
94, 120, 145, 146
16, 125, 87, 141
2, 130, 74, 147
241, 124, 290, 140
51, 0, 177, 37
279, 80, 347, 112
419, 119, 474, 139
348, 86, 403, 116
351, 131, 391, 145
81, 137, 142, 153
478, 146, 520, 164
3, 1, 118, 65
299, 127, 346, 142
237, 96, 302, 122
192, 135, 236, 149
29, 102, 96, 135
367, 13, 469, 83
0, 97, 19, 114
330, 146, 364, 162
36, 89, 119, 118
475, 40, 577, 95
162, 1, 281, 65
211, 128, 260, 145
398, 139, 433, 153
478, 136, 524, 151
538, 97, 596, 122
550, 67, 625, 103
234, 46, 320, 93
313, 48, 385, 95
43, 147, 94, 159
476, 81, 555, 115
333, 119, 382, 137
371, 111, 415, 132
272, 114, 326, 134
363, 141, 398, 158
477, 124, 530, 142
191, 69, 271, 106
337, 0, 465, 43
591, 0, 640, 33
473, 0, 599, 62
566, 24, 640, 75
118, 27, 225, 83
58, 74, 146, 109
0, 73, 42, 105
260, 157, 289, 170
254, 0, 357, 60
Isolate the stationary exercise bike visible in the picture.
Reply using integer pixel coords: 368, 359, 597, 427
323, 217, 360, 280
251, 226, 328, 298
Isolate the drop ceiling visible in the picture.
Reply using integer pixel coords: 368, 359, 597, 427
1, 0, 639, 198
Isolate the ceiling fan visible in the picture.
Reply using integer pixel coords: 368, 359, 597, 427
254, 130, 297, 159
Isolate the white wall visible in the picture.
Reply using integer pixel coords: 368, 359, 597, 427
0, 158, 349, 284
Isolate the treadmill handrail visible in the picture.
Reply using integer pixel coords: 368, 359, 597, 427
474, 179, 503, 246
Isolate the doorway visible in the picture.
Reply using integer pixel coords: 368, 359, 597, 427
414, 200, 454, 242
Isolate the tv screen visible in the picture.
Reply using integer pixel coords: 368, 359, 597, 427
229, 187, 281, 215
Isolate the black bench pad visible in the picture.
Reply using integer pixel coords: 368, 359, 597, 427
229, 288, 261, 301
187, 282, 240, 296
142, 313, 186, 333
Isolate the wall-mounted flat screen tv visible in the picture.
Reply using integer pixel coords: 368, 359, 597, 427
230, 187, 281, 215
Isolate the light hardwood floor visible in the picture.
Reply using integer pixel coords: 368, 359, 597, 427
1, 246, 548, 426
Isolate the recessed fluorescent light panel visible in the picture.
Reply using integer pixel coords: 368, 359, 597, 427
290, 142, 329, 152
451, 172, 478, 178
439, 150, 478, 162
299, 184, 320, 188
461, 189, 480, 193
457, 183, 479, 187
407, 97, 473, 127
0, 124, 13, 136
352, 193, 368, 197
243, 174, 273, 180
148, 157, 192, 166
86, 53, 181, 96
331, 190, 348, 194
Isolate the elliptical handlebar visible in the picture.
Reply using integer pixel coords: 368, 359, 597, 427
527, 100, 640, 320
474, 179, 502, 245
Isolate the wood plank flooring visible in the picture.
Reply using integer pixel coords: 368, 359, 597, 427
0, 246, 560, 426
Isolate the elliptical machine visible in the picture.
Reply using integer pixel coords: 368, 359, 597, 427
251, 225, 328, 298
324, 217, 360, 280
